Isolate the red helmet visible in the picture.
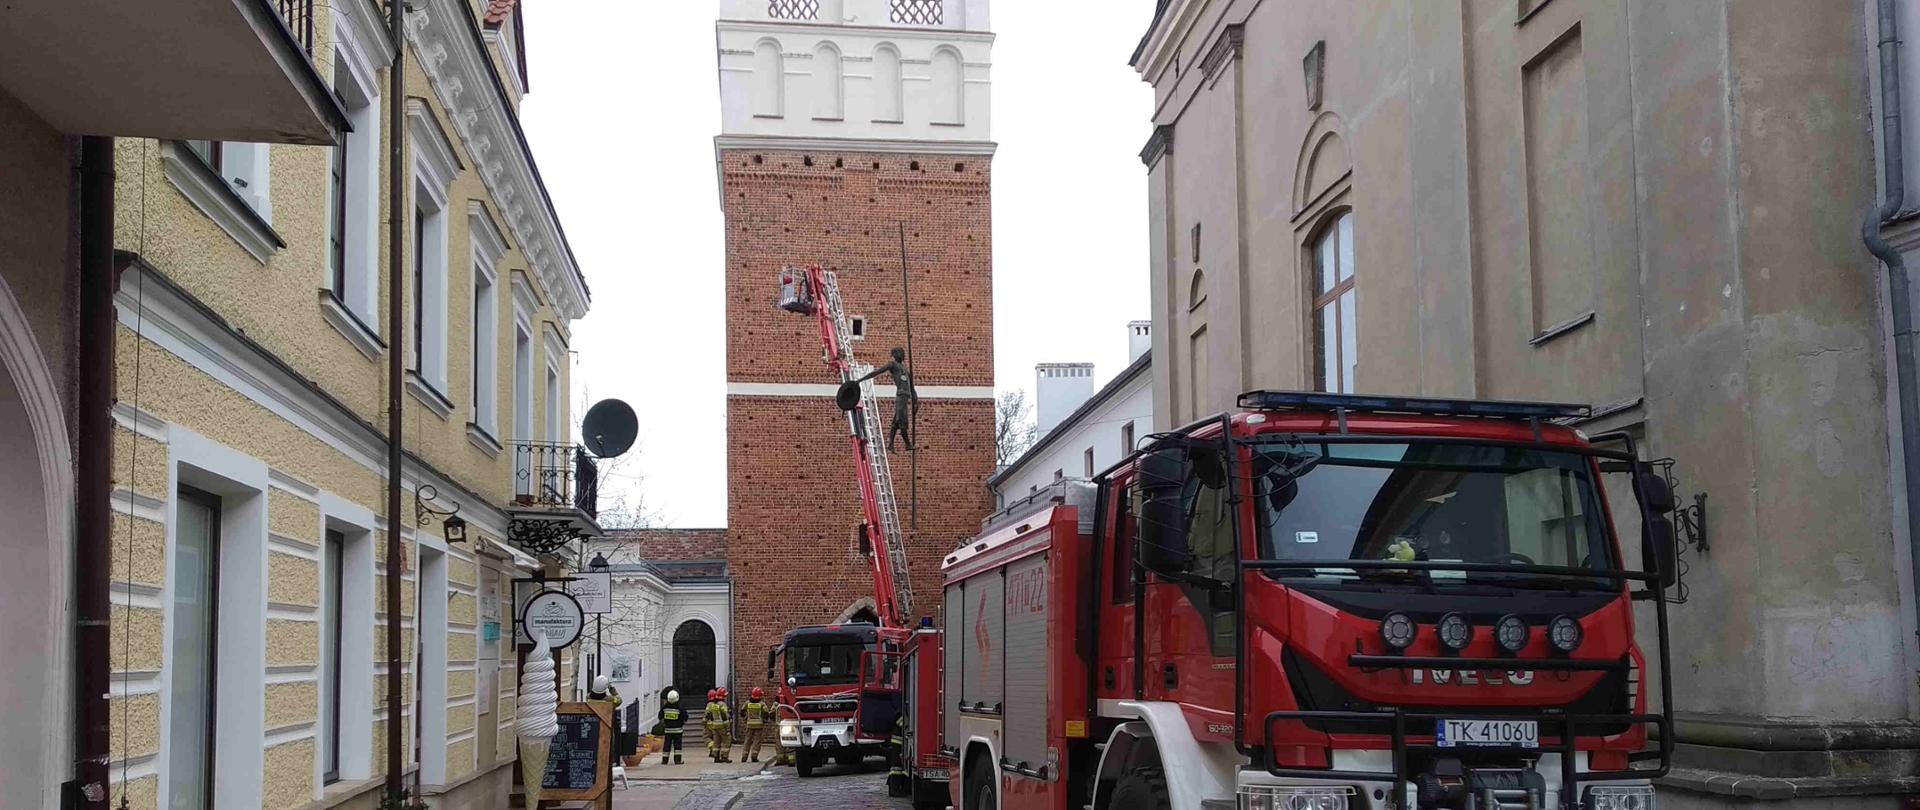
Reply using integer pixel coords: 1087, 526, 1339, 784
751, 687, 765, 700
718, 687, 729, 698
706, 689, 719, 701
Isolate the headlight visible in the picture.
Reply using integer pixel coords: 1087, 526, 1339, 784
1379, 612, 1417, 650
1237, 786, 1352, 810
1587, 784, 1655, 810
1436, 612, 1473, 652
1494, 614, 1529, 654
1548, 614, 1583, 654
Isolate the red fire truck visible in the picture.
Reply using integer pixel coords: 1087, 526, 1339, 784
765, 266, 952, 808
936, 391, 1678, 810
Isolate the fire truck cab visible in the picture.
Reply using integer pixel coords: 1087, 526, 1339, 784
770, 623, 905, 776
938, 391, 1679, 810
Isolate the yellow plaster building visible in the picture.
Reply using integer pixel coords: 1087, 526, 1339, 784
103, 1, 595, 807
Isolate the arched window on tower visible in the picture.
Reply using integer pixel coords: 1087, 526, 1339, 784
873, 44, 903, 123
754, 39, 784, 118
931, 46, 963, 125
814, 42, 843, 120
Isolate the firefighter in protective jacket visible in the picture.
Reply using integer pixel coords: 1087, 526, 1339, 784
657, 688, 684, 765
705, 689, 733, 762
742, 688, 774, 762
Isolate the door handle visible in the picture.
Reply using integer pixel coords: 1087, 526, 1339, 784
1163, 663, 1179, 689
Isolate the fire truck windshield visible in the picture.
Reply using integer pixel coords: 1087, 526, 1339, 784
785, 641, 867, 686
1251, 440, 1617, 587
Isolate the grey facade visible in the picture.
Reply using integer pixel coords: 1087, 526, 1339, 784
1137, 0, 1918, 803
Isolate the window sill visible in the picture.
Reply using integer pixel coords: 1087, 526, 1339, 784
812, 116, 844, 122
318, 290, 384, 361
159, 141, 285, 264
1529, 310, 1595, 347
752, 113, 785, 119
467, 422, 503, 457
871, 119, 904, 125
931, 120, 965, 127
406, 371, 455, 420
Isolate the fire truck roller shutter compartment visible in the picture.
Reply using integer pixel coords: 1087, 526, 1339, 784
966, 572, 1005, 716
944, 582, 966, 749
1002, 554, 1049, 769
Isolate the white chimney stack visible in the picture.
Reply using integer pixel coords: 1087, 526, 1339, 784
1034, 362, 1096, 436
1127, 320, 1152, 362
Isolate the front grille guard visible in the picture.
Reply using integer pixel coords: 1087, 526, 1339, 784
1262, 708, 1669, 810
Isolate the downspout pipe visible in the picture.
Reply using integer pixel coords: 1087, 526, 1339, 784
1861, 0, 1920, 649
384, 0, 406, 801
72, 135, 115, 810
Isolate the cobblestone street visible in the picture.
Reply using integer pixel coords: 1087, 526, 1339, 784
615, 759, 906, 810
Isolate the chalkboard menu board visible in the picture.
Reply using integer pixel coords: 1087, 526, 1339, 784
538, 702, 610, 801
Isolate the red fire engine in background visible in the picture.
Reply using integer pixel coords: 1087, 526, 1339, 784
766, 266, 951, 808
928, 391, 1680, 810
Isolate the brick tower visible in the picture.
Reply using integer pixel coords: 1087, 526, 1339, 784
713, 0, 996, 691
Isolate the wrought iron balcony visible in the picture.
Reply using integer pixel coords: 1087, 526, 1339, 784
276, 0, 316, 56
508, 441, 602, 553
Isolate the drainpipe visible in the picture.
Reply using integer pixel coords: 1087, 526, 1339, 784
384, 0, 407, 801
1861, 0, 1920, 652
72, 135, 115, 810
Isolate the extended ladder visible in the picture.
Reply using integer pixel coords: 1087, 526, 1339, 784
778, 265, 914, 627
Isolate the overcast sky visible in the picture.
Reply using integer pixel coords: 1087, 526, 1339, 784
522, 3, 1157, 528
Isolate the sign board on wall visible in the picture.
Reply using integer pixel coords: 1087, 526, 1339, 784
572, 571, 612, 615
521, 590, 585, 649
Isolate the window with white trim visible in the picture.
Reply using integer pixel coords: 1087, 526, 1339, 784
1311, 211, 1357, 394
325, 45, 383, 329
470, 208, 506, 439
408, 102, 459, 403
183, 140, 273, 222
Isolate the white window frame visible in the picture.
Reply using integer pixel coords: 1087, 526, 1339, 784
320, 10, 389, 357
407, 100, 461, 417
512, 275, 538, 490
158, 429, 270, 810
469, 204, 507, 454
160, 140, 282, 264
316, 493, 376, 790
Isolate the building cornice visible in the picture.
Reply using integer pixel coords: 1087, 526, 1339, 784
714, 134, 997, 156
1140, 125, 1175, 167
716, 19, 997, 44
1133, 0, 1206, 77
1199, 23, 1243, 84
404, 0, 590, 322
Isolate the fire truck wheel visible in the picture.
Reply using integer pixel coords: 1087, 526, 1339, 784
964, 764, 997, 810
795, 751, 817, 777
1110, 768, 1171, 810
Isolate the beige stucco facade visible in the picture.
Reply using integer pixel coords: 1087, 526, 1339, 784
1139, 0, 1914, 804
99, 0, 591, 807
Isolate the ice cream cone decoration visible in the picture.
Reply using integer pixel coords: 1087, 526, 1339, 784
518, 632, 561, 805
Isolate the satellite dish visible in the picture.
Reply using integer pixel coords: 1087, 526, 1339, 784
581, 399, 638, 459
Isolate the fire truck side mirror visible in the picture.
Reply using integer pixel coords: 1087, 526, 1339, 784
766, 646, 781, 683
1644, 515, 1679, 590
1136, 446, 1194, 577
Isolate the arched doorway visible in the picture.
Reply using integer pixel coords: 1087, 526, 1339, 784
0, 275, 71, 803
846, 607, 879, 626
671, 620, 716, 710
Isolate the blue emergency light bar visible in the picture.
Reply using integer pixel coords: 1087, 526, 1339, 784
1236, 390, 1591, 421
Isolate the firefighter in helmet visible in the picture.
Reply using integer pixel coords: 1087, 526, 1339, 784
742, 687, 775, 762
705, 688, 733, 762
657, 688, 684, 765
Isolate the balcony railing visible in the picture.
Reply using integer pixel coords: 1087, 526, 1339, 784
513, 441, 600, 521
275, 0, 316, 56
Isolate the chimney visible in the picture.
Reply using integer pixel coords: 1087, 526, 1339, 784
1127, 320, 1152, 362
1034, 362, 1096, 436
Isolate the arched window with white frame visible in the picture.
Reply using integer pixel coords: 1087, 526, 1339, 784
931, 46, 963, 125
1310, 211, 1356, 393
872, 44, 903, 122
814, 42, 844, 120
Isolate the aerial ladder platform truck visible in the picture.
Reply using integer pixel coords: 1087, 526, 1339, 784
932, 391, 1683, 810
766, 265, 950, 808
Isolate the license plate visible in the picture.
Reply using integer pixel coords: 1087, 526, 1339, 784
1436, 719, 1538, 748
917, 768, 948, 781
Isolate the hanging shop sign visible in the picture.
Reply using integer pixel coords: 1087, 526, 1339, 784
572, 571, 612, 615
521, 590, 586, 649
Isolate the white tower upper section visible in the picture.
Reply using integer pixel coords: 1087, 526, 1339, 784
716, 0, 993, 151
